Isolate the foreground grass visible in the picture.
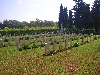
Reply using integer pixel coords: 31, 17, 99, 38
0, 39, 100, 75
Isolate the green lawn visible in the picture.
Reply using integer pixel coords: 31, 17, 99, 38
0, 36, 100, 75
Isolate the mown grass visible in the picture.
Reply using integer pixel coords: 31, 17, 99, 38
0, 36, 100, 75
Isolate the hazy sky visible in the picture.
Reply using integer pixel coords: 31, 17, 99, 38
0, 0, 94, 23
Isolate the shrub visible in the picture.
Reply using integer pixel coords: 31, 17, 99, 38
70, 37, 75, 41
73, 42, 79, 47
19, 48, 23, 51
94, 37, 98, 40
22, 43, 31, 50
32, 44, 38, 49
98, 36, 100, 39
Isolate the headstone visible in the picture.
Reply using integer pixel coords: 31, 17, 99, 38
0, 39, 3, 48
54, 34, 56, 40
45, 43, 50, 55
65, 36, 68, 49
90, 36, 91, 42
59, 38, 63, 50
8, 36, 12, 46
40, 37, 43, 43
14, 34, 16, 41
53, 42, 56, 51
17, 40, 22, 50
34, 39, 37, 46
87, 36, 88, 42
28, 37, 31, 45
2, 35, 6, 41
70, 39, 73, 48
82, 36, 84, 44
51, 38, 54, 44
45, 38, 50, 55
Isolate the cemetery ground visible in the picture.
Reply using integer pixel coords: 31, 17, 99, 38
0, 34, 100, 75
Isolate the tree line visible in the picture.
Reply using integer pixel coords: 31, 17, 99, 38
0, 19, 57, 29
58, 0, 100, 33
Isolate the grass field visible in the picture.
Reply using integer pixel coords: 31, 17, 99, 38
0, 36, 100, 75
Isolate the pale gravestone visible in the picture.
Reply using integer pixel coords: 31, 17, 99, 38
34, 39, 37, 46
28, 37, 31, 45
2, 35, 6, 42
14, 34, 16, 41
65, 36, 68, 49
59, 38, 63, 50
45, 38, 50, 55
15, 38, 19, 46
53, 42, 56, 51
17, 40, 22, 50
8, 36, 12, 46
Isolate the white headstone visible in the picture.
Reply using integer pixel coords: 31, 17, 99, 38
17, 40, 22, 50
65, 36, 68, 49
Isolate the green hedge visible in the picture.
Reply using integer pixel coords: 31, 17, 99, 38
0, 29, 59, 36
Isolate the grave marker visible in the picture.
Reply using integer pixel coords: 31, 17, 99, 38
45, 38, 50, 55
17, 40, 22, 50
53, 42, 56, 51
82, 36, 84, 44
0, 39, 3, 48
65, 36, 68, 49
8, 35, 12, 46
59, 38, 63, 50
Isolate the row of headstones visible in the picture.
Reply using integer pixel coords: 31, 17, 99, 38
44, 34, 96, 55
0, 33, 54, 48
0, 33, 95, 50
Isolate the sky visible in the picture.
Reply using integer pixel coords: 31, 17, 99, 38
0, 0, 94, 23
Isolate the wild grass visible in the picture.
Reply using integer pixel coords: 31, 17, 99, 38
0, 35, 100, 75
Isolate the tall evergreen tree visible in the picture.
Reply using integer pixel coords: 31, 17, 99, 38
91, 0, 100, 32
72, 0, 91, 30
58, 4, 68, 30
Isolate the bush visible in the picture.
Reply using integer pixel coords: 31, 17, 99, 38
70, 37, 75, 41
32, 44, 38, 49
98, 36, 100, 39
94, 37, 98, 40
56, 41, 60, 44
22, 43, 31, 50
19, 48, 23, 51
4, 39, 8, 42
50, 50, 56, 55
73, 42, 79, 47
